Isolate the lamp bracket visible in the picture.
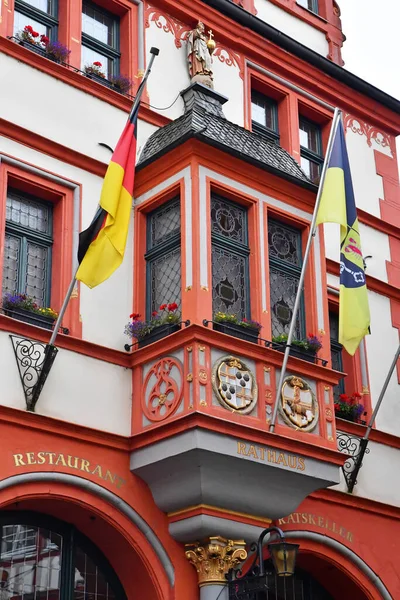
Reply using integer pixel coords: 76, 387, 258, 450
336, 431, 370, 492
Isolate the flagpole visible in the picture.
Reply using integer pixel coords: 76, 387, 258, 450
269, 107, 341, 433
346, 342, 400, 493
47, 47, 160, 347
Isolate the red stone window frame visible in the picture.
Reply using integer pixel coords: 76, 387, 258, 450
2, 0, 139, 97
0, 158, 81, 338
133, 181, 184, 321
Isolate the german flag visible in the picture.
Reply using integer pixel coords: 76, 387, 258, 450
76, 104, 139, 288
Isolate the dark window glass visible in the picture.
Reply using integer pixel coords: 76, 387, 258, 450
297, 0, 319, 14
0, 513, 126, 600
145, 198, 181, 316
2, 190, 53, 307
81, 1, 120, 78
251, 91, 279, 143
13, 0, 58, 39
211, 195, 250, 320
330, 311, 345, 399
268, 219, 305, 339
299, 117, 323, 184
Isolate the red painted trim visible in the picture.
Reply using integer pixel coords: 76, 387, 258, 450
374, 149, 400, 381
0, 117, 107, 178
0, 314, 131, 367
130, 409, 345, 465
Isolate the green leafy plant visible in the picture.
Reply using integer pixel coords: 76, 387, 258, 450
214, 312, 262, 332
3, 293, 58, 319
272, 333, 322, 353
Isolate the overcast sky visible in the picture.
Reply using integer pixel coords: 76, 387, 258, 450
340, 0, 399, 101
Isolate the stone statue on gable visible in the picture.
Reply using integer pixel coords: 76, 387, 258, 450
187, 21, 216, 89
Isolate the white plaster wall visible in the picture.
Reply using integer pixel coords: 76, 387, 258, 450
0, 136, 134, 351
345, 127, 386, 217
254, 0, 329, 57
0, 53, 157, 162
145, 18, 243, 125
0, 331, 131, 435
333, 438, 400, 508
323, 222, 390, 283
365, 291, 400, 436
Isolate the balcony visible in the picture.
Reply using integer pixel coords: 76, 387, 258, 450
129, 324, 344, 541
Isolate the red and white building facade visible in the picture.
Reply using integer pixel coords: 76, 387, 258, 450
0, 0, 399, 598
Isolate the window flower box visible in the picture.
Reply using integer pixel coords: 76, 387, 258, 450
84, 72, 116, 90
334, 393, 366, 424
212, 312, 261, 344
125, 303, 181, 350
4, 307, 55, 330
138, 323, 180, 348
2, 293, 57, 331
272, 342, 317, 364
17, 39, 48, 58
213, 322, 259, 344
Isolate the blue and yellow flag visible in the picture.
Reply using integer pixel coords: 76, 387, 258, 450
316, 118, 370, 355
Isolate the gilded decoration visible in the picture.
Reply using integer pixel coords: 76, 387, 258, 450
185, 536, 247, 587
212, 356, 257, 414
142, 357, 183, 422
279, 375, 319, 432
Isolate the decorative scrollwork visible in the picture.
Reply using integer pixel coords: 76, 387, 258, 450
144, 4, 191, 47
336, 431, 370, 490
10, 336, 58, 412
343, 114, 396, 156
143, 357, 183, 421
213, 45, 245, 79
144, 3, 244, 77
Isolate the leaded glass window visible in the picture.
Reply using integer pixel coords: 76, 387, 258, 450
211, 195, 249, 320
330, 311, 345, 399
0, 513, 126, 599
145, 198, 181, 316
268, 219, 305, 339
13, 0, 58, 40
2, 190, 53, 307
81, 1, 120, 78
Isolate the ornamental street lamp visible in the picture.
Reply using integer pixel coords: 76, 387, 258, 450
228, 527, 299, 599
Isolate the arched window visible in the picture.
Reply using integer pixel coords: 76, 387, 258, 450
253, 564, 334, 600
0, 512, 127, 599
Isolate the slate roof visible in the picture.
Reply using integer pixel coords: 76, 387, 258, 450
138, 84, 315, 190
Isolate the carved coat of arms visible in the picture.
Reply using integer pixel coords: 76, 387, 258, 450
279, 376, 318, 431
212, 356, 257, 414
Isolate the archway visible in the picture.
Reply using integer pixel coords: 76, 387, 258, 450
0, 474, 174, 600
0, 510, 127, 599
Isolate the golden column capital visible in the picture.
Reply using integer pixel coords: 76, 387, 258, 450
185, 536, 247, 587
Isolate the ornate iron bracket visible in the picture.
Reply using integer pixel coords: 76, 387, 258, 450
336, 431, 370, 493
10, 336, 58, 412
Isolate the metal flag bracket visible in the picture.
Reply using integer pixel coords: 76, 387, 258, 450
9, 336, 58, 412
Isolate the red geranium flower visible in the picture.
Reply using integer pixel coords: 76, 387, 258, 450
353, 392, 362, 399
159, 304, 167, 310
152, 311, 158, 317
93, 61, 102, 67
334, 403, 340, 410
130, 312, 140, 320
339, 393, 349, 402
32, 30, 39, 37
25, 25, 33, 33
168, 302, 178, 311
40, 34, 49, 45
